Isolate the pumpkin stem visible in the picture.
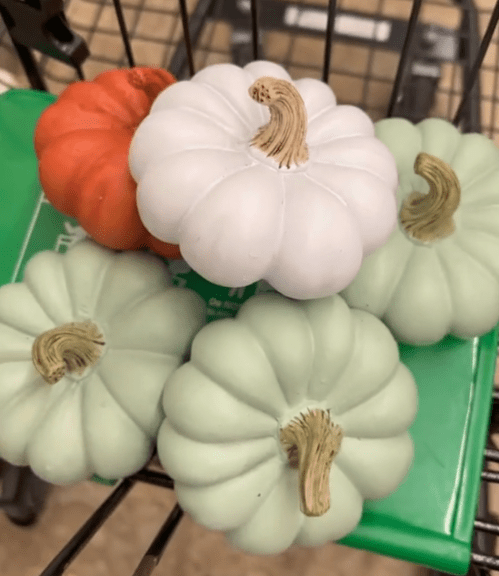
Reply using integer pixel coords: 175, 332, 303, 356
127, 68, 173, 102
249, 76, 309, 169
280, 409, 343, 517
32, 321, 105, 384
399, 152, 461, 243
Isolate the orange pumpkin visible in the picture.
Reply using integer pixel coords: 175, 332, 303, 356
34, 67, 181, 259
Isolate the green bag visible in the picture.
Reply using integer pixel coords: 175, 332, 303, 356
1, 88, 496, 575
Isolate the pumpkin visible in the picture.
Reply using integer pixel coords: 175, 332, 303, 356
342, 117, 499, 345
0, 239, 205, 485
34, 67, 181, 259
129, 60, 399, 299
157, 293, 417, 555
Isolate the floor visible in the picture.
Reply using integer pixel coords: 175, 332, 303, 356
0, 471, 430, 576
1, 0, 499, 574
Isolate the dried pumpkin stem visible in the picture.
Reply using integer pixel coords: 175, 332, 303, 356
280, 409, 343, 517
127, 68, 174, 101
249, 76, 309, 169
399, 152, 461, 243
32, 321, 105, 385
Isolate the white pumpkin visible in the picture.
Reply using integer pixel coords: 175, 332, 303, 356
129, 60, 399, 299
158, 293, 417, 555
0, 240, 206, 485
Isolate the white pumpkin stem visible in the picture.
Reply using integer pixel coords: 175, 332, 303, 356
32, 321, 105, 384
249, 76, 309, 169
280, 409, 343, 517
399, 152, 461, 243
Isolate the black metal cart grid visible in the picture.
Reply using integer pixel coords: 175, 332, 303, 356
0, 0, 498, 132
1, 0, 499, 574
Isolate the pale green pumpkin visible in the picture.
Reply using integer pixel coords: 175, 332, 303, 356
158, 293, 417, 555
0, 240, 206, 485
342, 117, 499, 345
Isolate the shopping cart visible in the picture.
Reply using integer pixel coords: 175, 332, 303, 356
1, 0, 499, 575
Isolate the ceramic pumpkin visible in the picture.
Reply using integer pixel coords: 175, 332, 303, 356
342, 117, 499, 345
129, 60, 399, 299
157, 293, 417, 555
0, 240, 205, 485
34, 67, 181, 259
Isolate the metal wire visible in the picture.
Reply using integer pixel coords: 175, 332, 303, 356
169, 0, 216, 79
482, 470, 499, 483
178, 0, 195, 76
457, 0, 481, 133
471, 551, 499, 571
454, 0, 499, 125
75, 63, 84, 80
322, 0, 337, 84
131, 504, 184, 576
11, 40, 47, 91
475, 519, 499, 535
39, 478, 137, 576
484, 448, 499, 463
111, 0, 135, 67
360, 0, 384, 113
490, 30, 499, 138
129, 469, 174, 489
386, 0, 424, 117
250, 0, 259, 61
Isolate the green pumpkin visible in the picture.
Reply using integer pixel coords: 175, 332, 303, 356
158, 293, 417, 555
0, 239, 206, 485
342, 117, 499, 345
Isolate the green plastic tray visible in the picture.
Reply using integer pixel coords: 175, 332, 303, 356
1, 88, 497, 574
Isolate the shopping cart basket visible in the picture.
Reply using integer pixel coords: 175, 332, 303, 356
1, 0, 499, 575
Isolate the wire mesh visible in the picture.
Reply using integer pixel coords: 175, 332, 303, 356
0, 0, 497, 139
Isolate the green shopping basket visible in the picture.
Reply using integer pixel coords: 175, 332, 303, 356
1, 88, 497, 575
